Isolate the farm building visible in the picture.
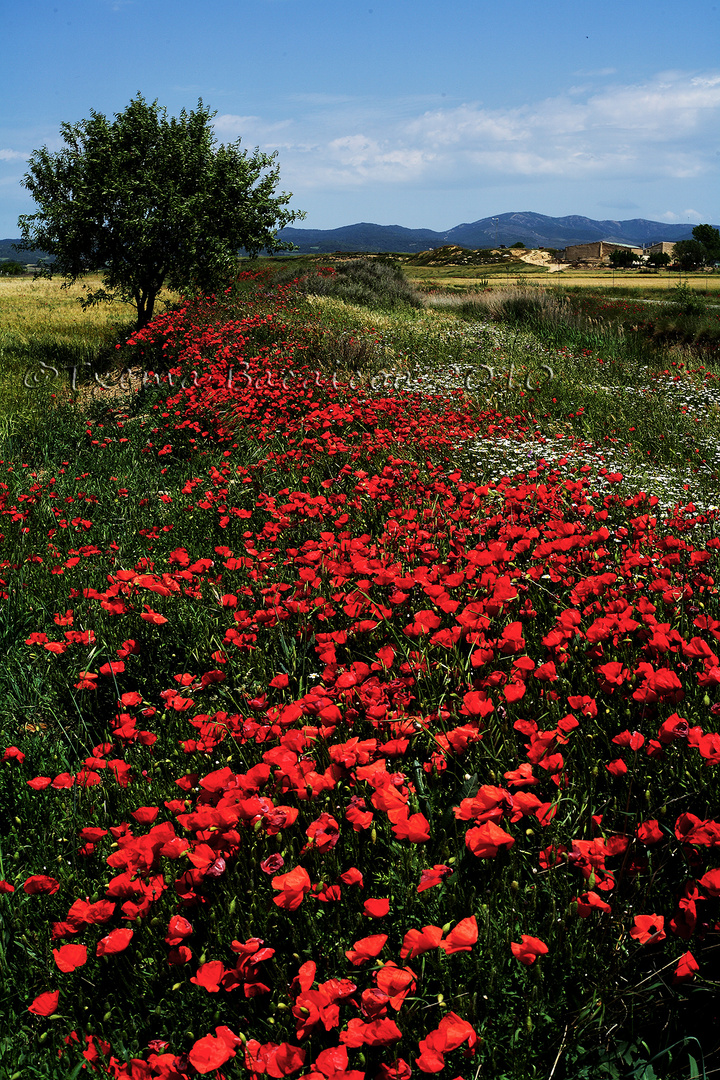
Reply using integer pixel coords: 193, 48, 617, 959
561, 241, 643, 265
646, 242, 676, 258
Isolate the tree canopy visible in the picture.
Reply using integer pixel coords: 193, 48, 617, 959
691, 224, 720, 264
673, 239, 708, 271
608, 248, 637, 269
17, 94, 305, 327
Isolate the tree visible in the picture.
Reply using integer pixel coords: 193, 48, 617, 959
691, 224, 720, 264
646, 251, 671, 269
0, 259, 26, 277
673, 239, 706, 271
608, 248, 636, 269
16, 94, 305, 328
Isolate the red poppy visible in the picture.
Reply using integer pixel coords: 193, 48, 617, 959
27, 776, 53, 790
191, 960, 226, 992
440, 915, 478, 953
96, 928, 134, 955
511, 935, 548, 965
375, 962, 416, 1010
575, 891, 612, 917
417, 864, 453, 892
364, 898, 390, 918
630, 914, 666, 944
345, 934, 388, 966
98, 661, 125, 677
416, 1012, 477, 1073
465, 821, 515, 858
189, 1028, 240, 1073
53, 942, 87, 972
340, 1017, 403, 1048
166, 915, 193, 944
636, 819, 664, 845
340, 867, 364, 887
23, 875, 60, 895
399, 925, 443, 960
28, 990, 59, 1016
674, 950, 699, 983
272, 866, 312, 911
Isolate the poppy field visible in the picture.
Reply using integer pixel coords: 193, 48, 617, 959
2, 269, 720, 1079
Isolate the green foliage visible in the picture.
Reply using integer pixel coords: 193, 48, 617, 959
609, 248, 637, 269
647, 251, 671, 269
671, 282, 706, 317
273, 258, 422, 310
16, 94, 304, 328
673, 240, 707, 271
0, 260, 27, 277
691, 224, 720, 264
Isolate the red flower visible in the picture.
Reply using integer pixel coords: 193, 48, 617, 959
388, 808, 430, 843
340, 867, 364, 887
191, 960, 226, 992
575, 891, 612, 917
417, 864, 453, 892
53, 942, 87, 972
630, 915, 666, 944
637, 819, 664, 845
364, 898, 390, 918
272, 866, 312, 911
96, 928, 134, 955
340, 1017, 403, 1048
440, 915, 478, 954
674, 950, 699, 983
189, 1027, 241, 1073
98, 661, 125, 677
510, 935, 548, 965
399, 925, 443, 960
304, 812, 340, 853
465, 821, 515, 858
23, 874, 60, 895
28, 990, 59, 1016
699, 868, 720, 896
345, 934, 387, 966
416, 1012, 477, 1073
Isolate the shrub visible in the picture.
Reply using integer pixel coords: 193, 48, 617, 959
273, 258, 422, 310
0, 260, 27, 276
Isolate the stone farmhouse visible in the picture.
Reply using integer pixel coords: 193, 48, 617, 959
645, 242, 676, 258
561, 241, 643, 265
561, 240, 678, 266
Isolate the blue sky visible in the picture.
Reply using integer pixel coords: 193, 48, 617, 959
2, 0, 719, 237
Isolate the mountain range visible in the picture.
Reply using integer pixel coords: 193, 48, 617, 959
275, 211, 709, 254
2, 212, 714, 264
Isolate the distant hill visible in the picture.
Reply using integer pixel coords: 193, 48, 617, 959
0, 239, 51, 263
276, 212, 711, 254
4, 212, 715, 264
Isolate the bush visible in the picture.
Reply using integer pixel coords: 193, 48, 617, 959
0, 260, 27, 276
273, 258, 422, 310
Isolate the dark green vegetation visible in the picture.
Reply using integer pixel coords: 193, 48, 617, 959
16, 94, 305, 328
270, 257, 423, 309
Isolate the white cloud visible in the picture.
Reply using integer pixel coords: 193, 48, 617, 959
206, 70, 720, 202
659, 209, 704, 222
0, 149, 26, 161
